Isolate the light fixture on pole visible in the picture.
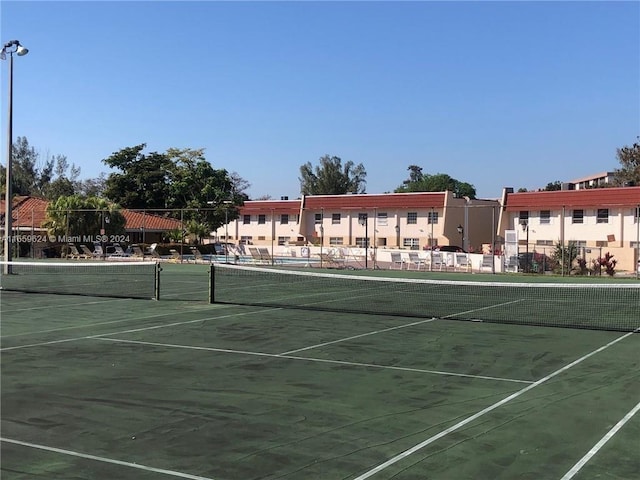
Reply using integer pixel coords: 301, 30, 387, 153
457, 224, 464, 247
2, 40, 29, 274
395, 224, 400, 248
359, 214, 368, 269
520, 218, 529, 273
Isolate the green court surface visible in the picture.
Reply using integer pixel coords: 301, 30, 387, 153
1, 263, 639, 480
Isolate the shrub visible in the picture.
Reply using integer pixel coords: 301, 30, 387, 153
595, 252, 617, 277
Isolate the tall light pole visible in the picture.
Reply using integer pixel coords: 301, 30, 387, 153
2, 40, 29, 273
359, 214, 368, 269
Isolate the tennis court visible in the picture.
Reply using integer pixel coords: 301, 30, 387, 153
1, 262, 639, 479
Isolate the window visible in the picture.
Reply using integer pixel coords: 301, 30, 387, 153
281, 214, 289, 224
329, 237, 344, 246
243, 215, 251, 225
314, 213, 322, 224
240, 236, 253, 245
572, 210, 584, 224
403, 238, 420, 249
377, 212, 388, 226
407, 212, 418, 224
257, 236, 265, 241
635, 207, 640, 223
278, 236, 290, 246
535, 239, 554, 246
596, 209, 609, 224
355, 237, 370, 248
427, 211, 439, 224
540, 210, 550, 224
519, 211, 529, 223
358, 213, 368, 223
332, 213, 341, 225
575, 240, 587, 248
258, 214, 266, 225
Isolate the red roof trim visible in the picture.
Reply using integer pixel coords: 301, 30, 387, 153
504, 187, 640, 211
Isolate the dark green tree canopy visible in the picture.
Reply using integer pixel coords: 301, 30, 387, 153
542, 181, 562, 191
0, 136, 103, 200
299, 155, 367, 195
395, 166, 476, 199
613, 136, 640, 186
102, 144, 248, 231
103, 144, 174, 209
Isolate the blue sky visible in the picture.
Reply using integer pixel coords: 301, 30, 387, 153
1, 1, 638, 200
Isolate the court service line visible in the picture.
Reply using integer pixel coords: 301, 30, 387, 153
95, 337, 533, 384
0, 437, 215, 480
353, 330, 637, 480
0, 307, 278, 352
280, 298, 523, 356
560, 399, 640, 480
279, 317, 438, 355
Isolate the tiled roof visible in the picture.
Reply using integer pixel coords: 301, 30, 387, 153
504, 187, 640, 211
119, 210, 183, 231
240, 200, 301, 214
1, 196, 49, 228
304, 192, 447, 210
0, 196, 183, 232
237, 193, 449, 214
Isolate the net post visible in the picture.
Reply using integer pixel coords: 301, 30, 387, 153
208, 265, 215, 304
154, 262, 161, 300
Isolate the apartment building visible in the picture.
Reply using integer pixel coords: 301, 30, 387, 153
498, 186, 640, 270
216, 192, 500, 253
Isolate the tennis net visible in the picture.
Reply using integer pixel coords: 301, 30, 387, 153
0, 261, 160, 300
212, 264, 640, 332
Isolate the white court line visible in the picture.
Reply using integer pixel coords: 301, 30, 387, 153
353, 330, 637, 480
0, 305, 224, 339
441, 299, 525, 319
0, 307, 277, 352
281, 299, 523, 356
0, 297, 127, 314
560, 399, 640, 480
0, 437, 215, 480
279, 318, 438, 355
95, 337, 533, 384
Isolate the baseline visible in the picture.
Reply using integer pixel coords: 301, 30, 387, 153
353, 329, 638, 480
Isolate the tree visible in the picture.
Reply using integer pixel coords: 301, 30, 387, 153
42, 155, 80, 200
0, 136, 52, 196
103, 144, 174, 209
165, 147, 240, 231
613, 136, 640, 186
299, 155, 366, 195
76, 173, 107, 198
395, 167, 476, 199
43, 195, 125, 239
542, 181, 562, 191
103, 144, 248, 234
